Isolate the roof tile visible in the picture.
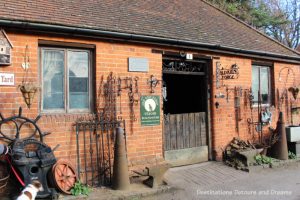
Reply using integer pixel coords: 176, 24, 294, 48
0, 0, 298, 57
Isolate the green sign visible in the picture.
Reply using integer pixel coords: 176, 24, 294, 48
140, 95, 160, 126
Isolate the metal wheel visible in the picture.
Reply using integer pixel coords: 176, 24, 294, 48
52, 159, 77, 194
0, 107, 45, 142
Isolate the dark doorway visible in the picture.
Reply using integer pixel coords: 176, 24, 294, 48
163, 74, 206, 114
162, 56, 210, 166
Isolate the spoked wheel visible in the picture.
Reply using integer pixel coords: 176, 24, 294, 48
52, 159, 77, 194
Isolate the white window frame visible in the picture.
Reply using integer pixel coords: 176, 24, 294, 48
40, 47, 93, 114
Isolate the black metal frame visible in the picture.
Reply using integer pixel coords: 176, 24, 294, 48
75, 116, 125, 187
247, 89, 270, 144
163, 58, 206, 75
0, 107, 48, 142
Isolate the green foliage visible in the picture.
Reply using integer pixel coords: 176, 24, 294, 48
288, 151, 297, 159
70, 181, 90, 196
254, 154, 273, 165
207, 0, 300, 48
207, 0, 286, 28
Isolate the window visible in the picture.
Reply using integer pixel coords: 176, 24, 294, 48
41, 47, 92, 113
252, 65, 271, 105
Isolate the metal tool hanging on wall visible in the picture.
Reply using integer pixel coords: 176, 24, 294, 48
216, 61, 222, 89
277, 88, 290, 123
248, 87, 254, 109
148, 75, 162, 93
234, 86, 243, 133
127, 77, 136, 122
226, 86, 235, 103
117, 77, 122, 115
116, 75, 140, 134
224, 86, 243, 133
246, 89, 273, 144
100, 72, 141, 135
133, 76, 140, 105
278, 66, 298, 123
117, 76, 132, 116
245, 87, 255, 138
103, 72, 117, 122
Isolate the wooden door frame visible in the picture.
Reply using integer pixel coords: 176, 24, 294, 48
161, 53, 213, 160
206, 59, 213, 160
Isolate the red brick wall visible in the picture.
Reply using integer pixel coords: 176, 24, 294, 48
0, 31, 163, 170
0, 30, 299, 166
210, 56, 300, 160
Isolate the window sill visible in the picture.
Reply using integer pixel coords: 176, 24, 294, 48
251, 104, 275, 109
40, 110, 92, 116
40, 109, 92, 114
39, 112, 95, 123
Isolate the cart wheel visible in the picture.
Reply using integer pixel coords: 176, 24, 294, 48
52, 159, 77, 194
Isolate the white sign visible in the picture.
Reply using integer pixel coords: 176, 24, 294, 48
186, 53, 193, 60
128, 57, 149, 72
0, 73, 14, 86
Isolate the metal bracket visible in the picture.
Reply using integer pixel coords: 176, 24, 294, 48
216, 61, 222, 89
147, 75, 162, 93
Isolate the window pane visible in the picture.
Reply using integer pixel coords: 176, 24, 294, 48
252, 66, 259, 102
260, 67, 269, 104
68, 51, 89, 109
42, 50, 65, 109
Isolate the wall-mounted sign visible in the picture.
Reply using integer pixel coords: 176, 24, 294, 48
0, 72, 14, 85
219, 64, 239, 80
140, 95, 160, 126
0, 29, 13, 66
128, 57, 149, 72
186, 53, 193, 60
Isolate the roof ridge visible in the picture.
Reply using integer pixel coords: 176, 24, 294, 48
201, 0, 300, 57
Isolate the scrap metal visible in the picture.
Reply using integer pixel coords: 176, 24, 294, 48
133, 163, 170, 188
224, 137, 260, 171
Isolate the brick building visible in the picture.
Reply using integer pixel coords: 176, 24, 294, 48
0, 0, 300, 175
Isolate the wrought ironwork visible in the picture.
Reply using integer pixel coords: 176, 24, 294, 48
162, 59, 205, 73
278, 66, 295, 86
216, 61, 221, 88
102, 72, 117, 122
277, 66, 297, 123
0, 107, 49, 142
147, 75, 162, 93
75, 115, 125, 187
247, 89, 271, 144
220, 63, 239, 80
116, 75, 139, 123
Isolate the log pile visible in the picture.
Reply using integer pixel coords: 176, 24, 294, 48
224, 137, 256, 170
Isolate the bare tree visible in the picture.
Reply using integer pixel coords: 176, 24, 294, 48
208, 0, 300, 49
264, 0, 300, 48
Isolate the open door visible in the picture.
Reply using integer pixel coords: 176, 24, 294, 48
163, 54, 210, 166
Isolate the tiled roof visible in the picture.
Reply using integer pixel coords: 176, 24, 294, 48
1, 0, 299, 58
